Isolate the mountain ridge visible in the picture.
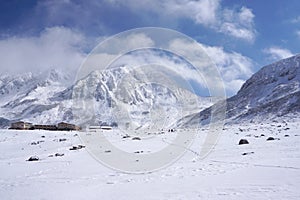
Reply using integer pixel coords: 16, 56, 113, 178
177, 54, 300, 127
0, 67, 215, 128
2, 54, 299, 129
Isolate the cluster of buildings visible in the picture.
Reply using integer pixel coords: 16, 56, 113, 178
9, 121, 81, 131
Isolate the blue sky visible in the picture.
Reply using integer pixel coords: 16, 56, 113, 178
0, 0, 300, 96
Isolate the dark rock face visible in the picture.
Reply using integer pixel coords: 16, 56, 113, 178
239, 139, 249, 145
267, 137, 275, 141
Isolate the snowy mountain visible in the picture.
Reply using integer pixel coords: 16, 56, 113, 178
2, 54, 300, 129
51, 66, 215, 130
179, 54, 300, 127
0, 67, 215, 128
0, 69, 73, 127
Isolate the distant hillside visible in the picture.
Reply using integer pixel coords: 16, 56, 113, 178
178, 54, 300, 127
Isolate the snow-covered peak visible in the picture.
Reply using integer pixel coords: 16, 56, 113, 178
0, 66, 213, 128
0, 72, 37, 96
47, 69, 71, 83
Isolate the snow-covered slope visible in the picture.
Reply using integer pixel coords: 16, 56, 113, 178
54, 67, 215, 129
1, 119, 299, 199
0, 69, 72, 127
0, 67, 215, 128
179, 54, 300, 127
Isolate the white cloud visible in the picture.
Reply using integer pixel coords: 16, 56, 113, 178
77, 33, 156, 79
263, 46, 294, 61
168, 38, 254, 95
105, 0, 220, 26
27, 0, 256, 42
199, 44, 254, 94
0, 26, 86, 74
0, 25, 254, 96
220, 7, 256, 42
99, 33, 155, 53
202, 46, 253, 78
105, 0, 256, 42
0, 27, 154, 78
81, 35, 254, 96
168, 0, 220, 26
220, 22, 255, 42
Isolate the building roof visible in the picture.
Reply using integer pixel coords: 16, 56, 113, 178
12, 121, 32, 124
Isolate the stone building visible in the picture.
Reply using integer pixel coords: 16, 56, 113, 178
57, 122, 81, 131
10, 121, 33, 130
